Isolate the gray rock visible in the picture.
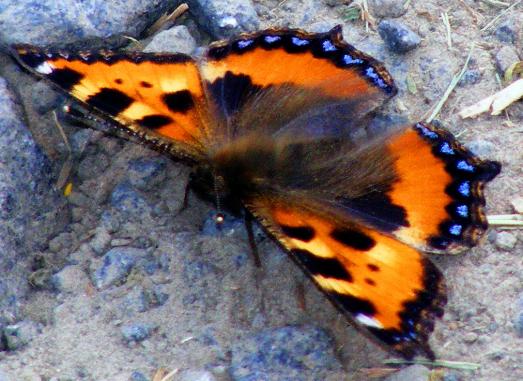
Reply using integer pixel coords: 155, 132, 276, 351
384, 365, 430, 381
187, 0, 260, 39
110, 181, 152, 216
495, 231, 517, 251
130, 371, 149, 381
92, 247, 145, 289
121, 322, 156, 343
144, 25, 197, 54
178, 370, 217, 381
378, 20, 421, 53
369, 0, 407, 18
515, 293, 523, 338
51, 265, 89, 294
494, 46, 519, 75
77, 152, 110, 181
0, 0, 176, 46
89, 227, 112, 255
495, 19, 519, 45
510, 196, 523, 214
458, 69, 481, 87
126, 157, 167, 190
2, 320, 40, 350
0, 77, 55, 325
230, 326, 342, 381
0, 370, 11, 381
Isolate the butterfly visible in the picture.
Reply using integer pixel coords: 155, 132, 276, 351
11, 25, 500, 360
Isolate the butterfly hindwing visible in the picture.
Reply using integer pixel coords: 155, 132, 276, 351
247, 199, 446, 359
12, 44, 209, 160
333, 122, 501, 254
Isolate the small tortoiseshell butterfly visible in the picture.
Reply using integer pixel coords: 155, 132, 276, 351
11, 26, 500, 359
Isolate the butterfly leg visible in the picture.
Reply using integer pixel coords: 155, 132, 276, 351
244, 211, 262, 268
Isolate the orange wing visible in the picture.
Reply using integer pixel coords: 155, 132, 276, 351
335, 123, 501, 254
200, 26, 396, 130
12, 45, 210, 160
248, 200, 446, 359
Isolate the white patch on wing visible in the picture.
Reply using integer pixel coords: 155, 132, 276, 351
35, 61, 55, 75
355, 313, 383, 329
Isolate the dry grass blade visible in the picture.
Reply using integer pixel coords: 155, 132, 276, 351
458, 78, 523, 118
152, 368, 179, 381
359, 367, 397, 378
51, 110, 74, 192
488, 214, 523, 227
145, 3, 189, 37
481, 0, 522, 31
441, 12, 452, 49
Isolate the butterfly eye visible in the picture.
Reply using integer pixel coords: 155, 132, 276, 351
215, 213, 225, 225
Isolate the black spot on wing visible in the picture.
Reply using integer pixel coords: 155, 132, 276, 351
337, 190, 408, 232
280, 224, 315, 242
137, 115, 172, 129
48, 68, 84, 91
114, 78, 123, 84
207, 71, 264, 117
140, 81, 153, 88
330, 228, 375, 251
330, 291, 376, 316
86, 88, 133, 116
367, 263, 380, 272
162, 90, 194, 113
292, 249, 352, 281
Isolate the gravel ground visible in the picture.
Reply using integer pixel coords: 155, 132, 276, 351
0, 0, 522, 380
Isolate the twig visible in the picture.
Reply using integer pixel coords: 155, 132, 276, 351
458, 78, 523, 118
441, 12, 453, 49
425, 44, 475, 123
480, 0, 511, 7
384, 358, 481, 370
145, 3, 189, 37
481, 0, 522, 32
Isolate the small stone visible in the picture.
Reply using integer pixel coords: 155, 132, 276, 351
30, 81, 62, 114
465, 139, 496, 157
378, 20, 421, 53
0, 370, 11, 381
126, 157, 166, 190
495, 19, 519, 45
178, 370, 217, 381
495, 231, 517, 251
89, 227, 111, 255
443, 372, 462, 381
47, 232, 73, 253
458, 69, 481, 86
384, 365, 430, 381
92, 247, 145, 289
515, 293, 523, 338
110, 181, 151, 215
77, 152, 109, 181
494, 46, 519, 75
121, 323, 156, 343
463, 332, 478, 343
130, 371, 149, 381
2, 320, 40, 350
368, 0, 407, 18
51, 265, 89, 293
144, 25, 197, 54
188, 0, 260, 38
67, 190, 91, 207
510, 196, 523, 214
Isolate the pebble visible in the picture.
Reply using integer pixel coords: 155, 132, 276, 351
463, 332, 478, 343
384, 364, 430, 381
378, 20, 421, 53
2, 320, 40, 351
77, 152, 110, 181
126, 157, 167, 190
89, 227, 112, 255
110, 181, 152, 215
0, 370, 11, 381
495, 19, 519, 45
188, 0, 260, 38
230, 326, 342, 380
368, 0, 407, 18
458, 69, 481, 86
494, 46, 519, 75
465, 139, 496, 157
144, 25, 197, 54
510, 196, 523, 214
51, 265, 89, 294
494, 231, 517, 251
130, 372, 149, 381
178, 370, 217, 381
121, 323, 156, 343
92, 247, 145, 289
